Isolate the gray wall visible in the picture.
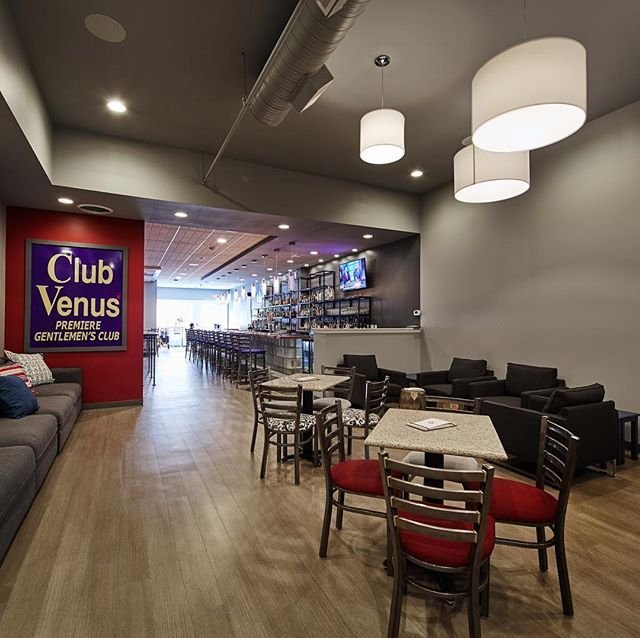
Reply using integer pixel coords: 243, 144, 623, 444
0, 201, 5, 351
143, 281, 158, 331
420, 99, 640, 411
311, 235, 421, 328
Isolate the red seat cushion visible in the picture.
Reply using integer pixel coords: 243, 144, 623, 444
330, 459, 383, 496
398, 508, 495, 568
489, 477, 558, 524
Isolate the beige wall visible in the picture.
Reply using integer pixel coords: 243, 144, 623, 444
420, 99, 640, 411
0, 201, 5, 351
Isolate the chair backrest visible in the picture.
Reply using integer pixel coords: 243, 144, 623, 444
365, 376, 389, 417
316, 403, 345, 477
236, 333, 253, 351
258, 384, 303, 431
343, 354, 379, 381
321, 365, 356, 401
249, 367, 271, 414
379, 452, 494, 572
536, 417, 579, 524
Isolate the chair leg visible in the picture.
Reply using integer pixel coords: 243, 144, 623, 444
347, 426, 353, 456
387, 559, 404, 638
468, 567, 482, 638
364, 425, 370, 460
259, 430, 270, 479
250, 414, 259, 453
536, 526, 549, 572
319, 487, 334, 558
294, 431, 300, 485
555, 531, 574, 617
480, 559, 490, 619
335, 491, 345, 529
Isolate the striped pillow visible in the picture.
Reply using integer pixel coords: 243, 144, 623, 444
0, 363, 33, 390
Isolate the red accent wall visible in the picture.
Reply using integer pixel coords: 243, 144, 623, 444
4, 207, 144, 405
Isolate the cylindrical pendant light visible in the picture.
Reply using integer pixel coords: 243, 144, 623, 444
472, 37, 586, 152
360, 109, 405, 164
360, 55, 405, 165
454, 143, 530, 203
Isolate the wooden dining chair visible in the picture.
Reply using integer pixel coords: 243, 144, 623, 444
312, 365, 356, 411
249, 367, 271, 454
258, 384, 316, 485
316, 403, 386, 558
487, 417, 579, 616
379, 452, 495, 638
342, 376, 389, 459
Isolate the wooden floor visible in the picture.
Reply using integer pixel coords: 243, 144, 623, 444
0, 348, 638, 637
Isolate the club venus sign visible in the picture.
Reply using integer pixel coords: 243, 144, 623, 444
25, 240, 128, 352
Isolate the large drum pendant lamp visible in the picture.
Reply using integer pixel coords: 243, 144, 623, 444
360, 55, 405, 165
472, 37, 587, 152
454, 143, 529, 203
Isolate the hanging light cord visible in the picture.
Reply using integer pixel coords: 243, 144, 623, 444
380, 65, 385, 109
523, 0, 528, 41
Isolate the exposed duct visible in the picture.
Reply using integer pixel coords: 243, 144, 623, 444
249, 0, 370, 127
202, 0, 369, 185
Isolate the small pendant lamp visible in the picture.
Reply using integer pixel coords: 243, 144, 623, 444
360, 55, 405, 164
454, 139, 530, 203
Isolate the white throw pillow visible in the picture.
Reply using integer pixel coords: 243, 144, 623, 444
4, 350, 55, 386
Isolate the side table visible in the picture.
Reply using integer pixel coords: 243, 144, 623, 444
617, 410, 639, 465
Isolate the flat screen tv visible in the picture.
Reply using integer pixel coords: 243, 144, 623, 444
339, 258, 367, 291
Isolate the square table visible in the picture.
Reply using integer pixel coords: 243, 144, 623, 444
365, 408, 508, 463
262, 373, 349, 414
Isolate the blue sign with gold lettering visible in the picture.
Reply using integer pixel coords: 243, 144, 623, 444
25, 240, 128, 351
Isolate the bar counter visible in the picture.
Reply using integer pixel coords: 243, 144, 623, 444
244, 331, 313, 374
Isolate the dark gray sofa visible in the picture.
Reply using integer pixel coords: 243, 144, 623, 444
0, 366, 82, 562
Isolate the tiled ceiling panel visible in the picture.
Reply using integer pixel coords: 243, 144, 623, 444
145, 222, 269, 289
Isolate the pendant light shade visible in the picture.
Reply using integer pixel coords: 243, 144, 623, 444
454, 144, 530, 203
360, 108, 405, 164
472, 37, 587, 152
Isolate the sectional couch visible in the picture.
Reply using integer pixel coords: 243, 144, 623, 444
0, 367, 82, 561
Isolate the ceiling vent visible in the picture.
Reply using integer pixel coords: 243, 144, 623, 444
77, 203, 114, 215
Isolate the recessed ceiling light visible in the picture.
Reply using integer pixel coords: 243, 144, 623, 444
286, 259, 294, 264
234, 268, 239, 271
241, 264, 247, 268
179, 272, 187, 276
278, 272, 283, 276
334, 254, 340, 258
57, 197, 74, 205
318, 259, 324, 263
278, 224, 290, 230
173, 277, 181, 281
188, 263, 198, 266
310, 250, 318, 255
217, 237, 227, 244
304, 263, 309, 267
267, 267, 273, 271
352, 248, 358, 252
410, 169, 424, 178
363, 233, 373, 239
252, 273, 258, 277
106, 99, 127, 114
174, 211, 188, 218
251, 259, 257, 263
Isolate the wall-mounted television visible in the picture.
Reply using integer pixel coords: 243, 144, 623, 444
339, 258, 368, 291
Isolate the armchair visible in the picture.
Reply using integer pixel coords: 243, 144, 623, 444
480, 385, 618, 470
415, 357, 495, 399
341, 354, 407, 407
470, 362, 564, 408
